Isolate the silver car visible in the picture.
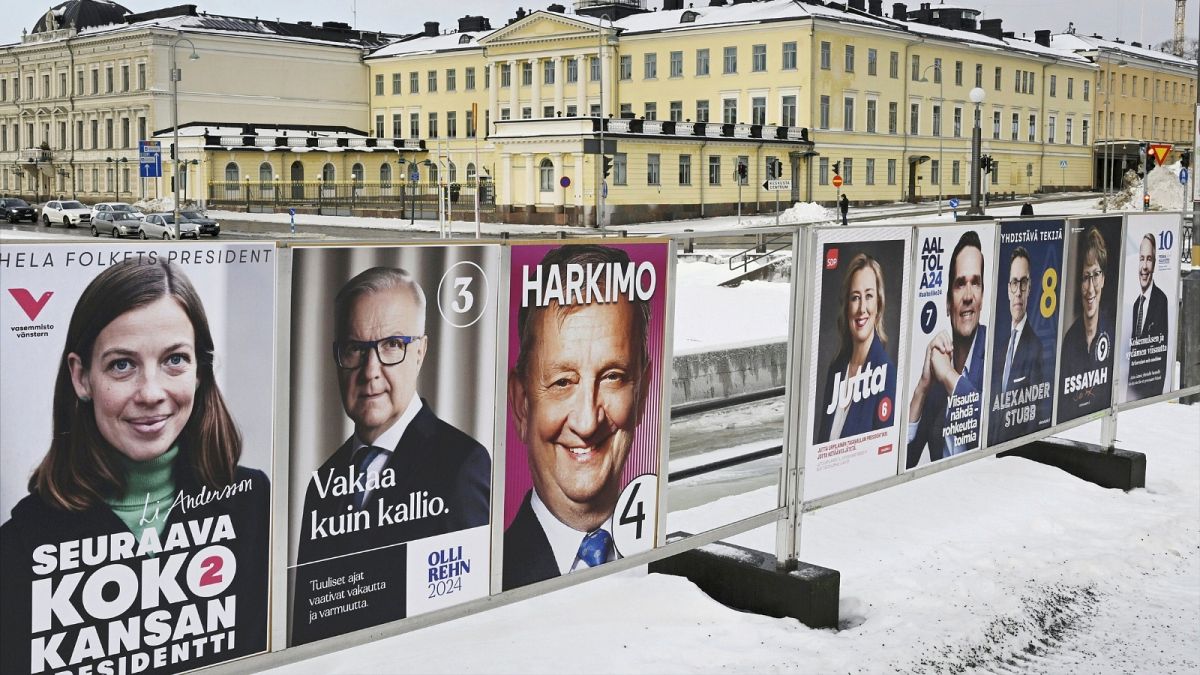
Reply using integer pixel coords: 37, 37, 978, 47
139, 213, 200, 240
92, 211, 142, 238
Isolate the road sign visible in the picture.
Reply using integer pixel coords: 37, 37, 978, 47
948, 197, 960, 209
1026, 162, 1033, 177
410, 167, 420, 182
832, 175, 844, 188
1149, 143, 1173, 166
762, 179, 792, 191
138, 140, 162, 178
1181, 168, 1189, 184
1059, 159, 1068, 169
560, 176, 571, 188
602, 180, 608, 198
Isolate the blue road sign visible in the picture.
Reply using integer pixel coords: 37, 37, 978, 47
560, 176, 571, 188
948, 197, 960, 209
138, 141, 162, 178
602, 180, 608, 198
410, 167, 420, 182
1181, 168, 1189, 184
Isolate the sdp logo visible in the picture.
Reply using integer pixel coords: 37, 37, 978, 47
8, 289, 53, 321
824, 247, 840, 270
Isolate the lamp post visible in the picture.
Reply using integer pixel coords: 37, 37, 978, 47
106, 157, 127, 203
57, 168, 71, 199
595, 14, 614, 228
1101, 55, 1128, 213
920, 63, 945, 215
967, 87, 986, 215
170, 34, 199, 238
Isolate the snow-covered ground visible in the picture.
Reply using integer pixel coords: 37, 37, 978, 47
266, 401, 1199, 674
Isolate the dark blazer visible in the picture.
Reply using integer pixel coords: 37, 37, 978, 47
816, 333, 897, 444
502, 490, 560, 591
291, 400, 489, 644
906, 325, 987, 468
0, 466, 270, 675
1058, 310, 1115, 420
990, 318, 1048, 443
1127, 283, 1170, 400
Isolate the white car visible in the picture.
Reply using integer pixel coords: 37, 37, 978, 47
41, 200, 93, 228
91, 202, 145, 221
139, 213, 199, 240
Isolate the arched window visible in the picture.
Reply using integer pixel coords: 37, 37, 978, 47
290, 161, 304, 199
322, 163, 336, 182
429, 164, 439, 183
224, 162, 239, 183
539, 158, 554, 192
448, 161, 457, 183
351, 163, 364, 184
466, 162, 477, 182
380, 162, 392, 187
259, 162, 273, 186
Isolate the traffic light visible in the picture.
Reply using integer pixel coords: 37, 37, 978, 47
602, 155, 613, 180
737, 163, 747, 180
1181, 150, 1191, 170
832, 161, 841, 176
979, 155, 990, 174
1140, 142, 1153, 175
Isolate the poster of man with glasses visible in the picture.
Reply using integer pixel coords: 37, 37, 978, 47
287, 246, 499, 645
988, 219, 1065, 445
1057, 217, 1122, 424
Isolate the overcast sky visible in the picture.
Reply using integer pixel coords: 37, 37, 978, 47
9, 0, 1198, 50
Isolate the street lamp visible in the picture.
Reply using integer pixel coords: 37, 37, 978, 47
1101, 56, 1127, 213
56, 168, 71, 199
106, 157, 128, 203
967, 87, 986, 215
920, 63, 945, 215
170, 34, 199, 238
595, 14, 615, 228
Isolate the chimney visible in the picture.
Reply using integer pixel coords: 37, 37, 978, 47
423, 21, 439, 37
1034, 29, 1050, 47
547, 3, 565, 12
1131, 41, 1142, 48
979, 18, 1003, 40
457, 15, 490, 32
892, 3, 907, 20
868, 0, 882, 15
664, 0, 684, 8
848, 0, 865, 11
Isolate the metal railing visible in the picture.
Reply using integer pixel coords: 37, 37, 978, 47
728, 232, 794, 273
206, 180, 495, 217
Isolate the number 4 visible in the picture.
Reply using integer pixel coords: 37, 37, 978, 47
619, 482, 646, 540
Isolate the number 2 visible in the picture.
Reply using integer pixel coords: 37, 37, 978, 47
452, 277, 474, 313
199, 556, 223, 587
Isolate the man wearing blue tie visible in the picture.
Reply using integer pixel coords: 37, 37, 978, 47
991, 247, 1046, 442
504, 245, 652, 591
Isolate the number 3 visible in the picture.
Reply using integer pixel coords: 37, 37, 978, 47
452, 277, 474, 313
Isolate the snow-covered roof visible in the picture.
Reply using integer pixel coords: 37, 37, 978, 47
368, 31, 490, 59
1050, 32, 1196, 70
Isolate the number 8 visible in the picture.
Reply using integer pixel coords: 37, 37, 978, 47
1039, 267, 1057, 318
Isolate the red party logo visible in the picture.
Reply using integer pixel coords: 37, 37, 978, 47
825, 247, 840, 270
8, 289, 53, 321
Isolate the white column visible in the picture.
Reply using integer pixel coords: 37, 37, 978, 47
600, 48, 611, 118
523, 152, 535, 205
575, 53, 587, 115
551, 151, 564, 206
500, 152, 513, 207
574, 151, 586, 206
553, 56, 565, 115
530, 58, 542, 118
508, 60, 518, 120
487, 61, 499, 131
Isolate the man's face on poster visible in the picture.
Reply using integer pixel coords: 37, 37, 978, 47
1138, 237, 1155, 292
1008, 255, 1031, 325
512, 299, 648, 528
948, 246, 983, 340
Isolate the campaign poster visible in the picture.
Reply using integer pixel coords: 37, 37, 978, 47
502, 241, 670, 591
805, 227, 910, 500
1056, 216, 1122, 424
0, 243, 276, 675
904, 223, 996, 470
287, 245, 499, 645
1118, 213, 1181, 403
988, 219, 1064, 445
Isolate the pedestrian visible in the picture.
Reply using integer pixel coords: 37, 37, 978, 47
1020, 202, 1034, 216
839, 193, 850, 226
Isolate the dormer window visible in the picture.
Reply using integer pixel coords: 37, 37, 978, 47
680, 10, 699, 23
458, 34, 473, 44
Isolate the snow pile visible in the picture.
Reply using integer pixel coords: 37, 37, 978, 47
1101, 163, 1187, 211
132, 197, 177, 213
775, 201, 835, 225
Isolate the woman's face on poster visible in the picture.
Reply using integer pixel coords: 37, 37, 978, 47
846, 265, 879, 346
69, 296, 199, 462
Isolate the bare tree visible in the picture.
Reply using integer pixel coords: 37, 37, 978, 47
1155, 37, 1199, 60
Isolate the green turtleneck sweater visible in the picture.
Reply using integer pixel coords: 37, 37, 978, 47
105, 445, 178, 539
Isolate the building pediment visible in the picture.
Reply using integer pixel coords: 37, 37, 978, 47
479, 11, 608, 48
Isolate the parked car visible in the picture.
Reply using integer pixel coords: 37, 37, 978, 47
41, 200, 92, 227
0, 197, 37, 223
139, 213, 199, 240
180, 210, 220, 237
91, 202, 145, 221
92, 211, 143, 238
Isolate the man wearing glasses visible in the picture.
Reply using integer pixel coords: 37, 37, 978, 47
1059, 227, 1115, 417
295, 266, 490, 581
990, 247, 1047, 442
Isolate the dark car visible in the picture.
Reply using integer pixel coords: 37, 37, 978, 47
0, 198, 37, 223
181, 210, 220, 237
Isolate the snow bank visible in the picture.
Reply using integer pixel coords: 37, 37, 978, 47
1102, 162, 1188, 211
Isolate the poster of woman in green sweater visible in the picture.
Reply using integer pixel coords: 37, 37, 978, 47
0, 246, 276, 675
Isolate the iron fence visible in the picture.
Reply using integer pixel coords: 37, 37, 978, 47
206, 180, 495, 218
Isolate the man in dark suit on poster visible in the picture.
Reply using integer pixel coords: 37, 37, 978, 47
293, 267, 490, 643
503, 245, 652, 591
990, 247, 1046, 442
1126, 233, 1170, 400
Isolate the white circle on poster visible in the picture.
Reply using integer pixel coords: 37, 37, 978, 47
437, 261, 490, 328
612, 474, 658, 558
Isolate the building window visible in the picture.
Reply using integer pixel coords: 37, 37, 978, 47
390, 73, 401, 94
645, 102, 657, 120
845, 45, 855, 73
842, 158, 853, 185
447, 111, 457, 138
1049, 74, 1056, 97
105, 67, 113, 93
380, 163, 392, 186
679, 154, 692, 185
782, 95, 797, 127
1047, 115, 1056, 143
931, 159, 939, 185
620, 103, 632, 117
783, 42, 797, 70
910, 103, 920, 135
819, 157, 829, 185
121, 65, 129, 91
952, 160, 961, 184
1029, 114, 1036, 142
867, 48, 877, 76
819, 95, 830, 129
752, 96, 766, 125
865, 158, 875, 185
562, 58, 576, 84
350, 163, 364, 185
669, 51, 683, 77
543, 60, 554, 85
375, 114, 384, 137
993, 110, 1001, 139
888, 102, 898, 134
393, 113, 403, 138
427, 70, 437, 92
888, 158, 897, 185
522, 107, 532, 119
522, 61, 533, 85
428, 113, 438, 138
932, 104, 941, 136
375, 74, 384, 95
410, 112, 420, 137
955, 61, 963, 86
501, 64, 512, 88
447, 69, 457, 91
723, 46, 737, 74
466, 109, 476, 137
1011, 113, 1019, 141
613, 153, 627, 185
410, 72, 419, 93
1083, 79, 1089, 101
539, 158, 554, 192
866, 99, 877, 133
644, 53, 657, 79
1065, 118, 1073, 144
994, 66, 1002, 90
544, 105, 555, 118
1066, 77, 1073, 99
975, 63, 983, 88
723, 98, 738, 124
137, 63, 145, 90
670, 100, 683, 121
647, 153, 661, 185
120, 118, 129, 148
954, 107, 962, 137
91, 69, 98, 94
590, 56, 601, 81
708, 155, 721, 185
696, 99, 710, 122
752, 44, 766, 72
225, 162, 240, 183
843, 97, 855, 131
696, 49, 710, 76
911, 54, 920, 81
466, 67, 476, 90
105, 118, 113, 148
820, 42, 831, 70
889, 51, 899, 79
1082, 119, 1089, 145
